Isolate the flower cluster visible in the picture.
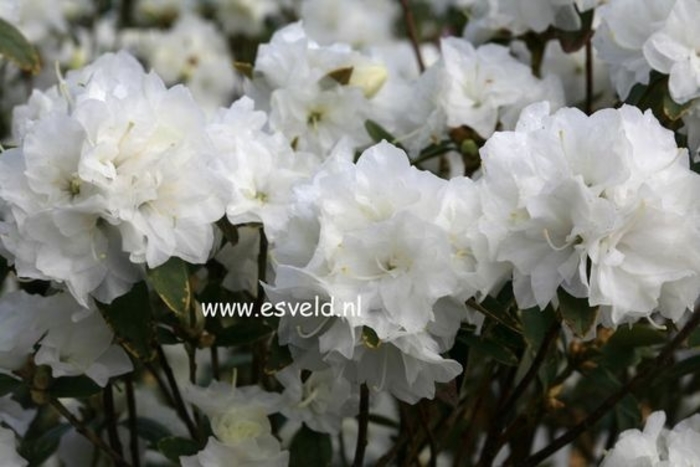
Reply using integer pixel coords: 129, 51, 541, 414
601, 411, 700, 466
0, 52, 225, 306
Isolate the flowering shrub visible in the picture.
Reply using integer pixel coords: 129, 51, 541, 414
1, 1, 700, 466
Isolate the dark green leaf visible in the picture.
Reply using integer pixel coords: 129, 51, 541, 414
216, 217, 239, 247
361, 326, 381, 349
663, 94, 695, 121
99, 281, 156, 361
158, 436, 200, 462
49, 376, 101, 399
557, 288, 599, 338
457, 332, 519, 366
121, 417, 171, 447
520, 306, 556, 350
364, 119, 404, 149
156, 326, 180, 345
216, 320, 272, 347
0, 373, 22, 397
606, 325, 666, 349
147, 257, 191, 316
289, 425, 332, 467
0, 18, 40, 74
18, 423, 70, 466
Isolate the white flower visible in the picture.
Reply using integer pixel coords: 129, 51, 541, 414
479, 102, 700, 324
439, 37, 565, 139
207, 97, 319, 238
121, 14, 237, 111
182, 380, 288, 465
0, 51, 226, 305
181, 436, 289, 467
298, 0, 399, 47
0, 427, 27, 467
602, 411, 700, 466
211, 0, 284, 36
593, 0, 676, 100
277, 367, 358, 434
463, 0, 581, 43
0, 291, 52, 371
644, 0, 700, 103
245, 22, 388, 156
33, 294, 133, 387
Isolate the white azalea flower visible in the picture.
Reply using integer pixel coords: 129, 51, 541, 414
33, 294, 133, 387
277, 367, 358, 434
0, 427, 27, 467
0, 51, 226, 305
121, 14, 237, 111
593, 0, 676, 100
245, 22, 388, 156
182, 380, 287, 466
479, 102, 700, 324
644, 0, 700, 103
298, 0, 399, 47
207, 97, 319, 238
602, 411, 700, 466
463, 0, 581, 43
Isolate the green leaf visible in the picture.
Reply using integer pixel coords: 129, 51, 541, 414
49, 376, 101, 399
0, 18, 41, 74
364, 120, 404, 149
216, 320, 273, 347
147, 257, 191, 316
156, 326, 180, 345
99, 281, 156, 361
289, 425, 332, 467
18, 423, 70, 466
663, 94, 695, 121
121, 417, 171, 447
216, 217, 239, 247
520, 306, 556, 350
557, 288, 599, 338
606, 325, 666, 349
457, 332, 519, 366
0, 373, 22, 397
158, 436, 200, 462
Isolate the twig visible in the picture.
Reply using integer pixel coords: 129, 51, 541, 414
517, 309, 700, 467
124, 375, 141, 467
585, 40, 594, 114
352, 384, 370, 467
103, 383, 123, 460
399, 0, 425, 73
210, 346, 220, 381
156, 345, 199, 440
419, 404, 438, 467
51, 398, 130, 466
478, 320, 561, 466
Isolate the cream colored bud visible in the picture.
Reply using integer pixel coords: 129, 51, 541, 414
349, 64, 388, 98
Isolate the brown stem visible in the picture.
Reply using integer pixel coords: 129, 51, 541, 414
51, 398, 130, 466
156, 345, 199, 440
352, 384, 370, 467
478, 320, 561, 466
125, 375, 141, 467
103, 382, 123, 460
399, 0, 425, 73
585, 40, 594, 114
